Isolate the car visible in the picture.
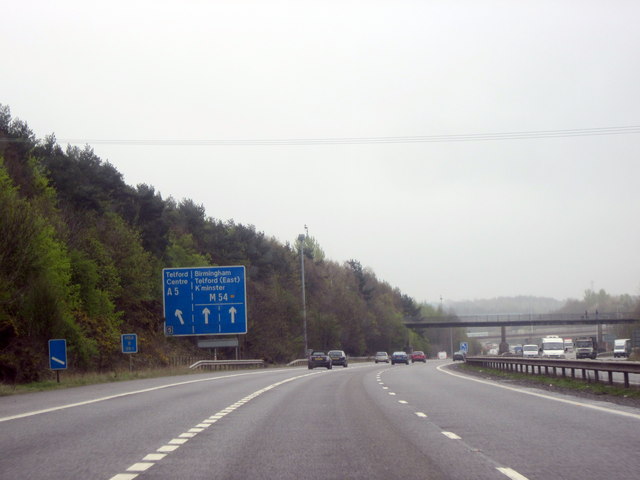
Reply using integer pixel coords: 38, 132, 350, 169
308, 351, 332, 369
410, 351, 426, 363
522, 344, 540, 358
452, 351, 466, 361
500, 351, 518, 357
374, 351, 389, 363
328, 350, 348, 367
391, 351, 409, 365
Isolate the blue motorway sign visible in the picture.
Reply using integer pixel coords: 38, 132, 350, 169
460, 342, 469, 353
49, 339, 67, 370
162, 266, 247, 336
121, 333, 138, 353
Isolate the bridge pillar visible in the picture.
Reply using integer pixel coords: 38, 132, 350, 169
499, 326, 509, 354
597, 323, 603, 352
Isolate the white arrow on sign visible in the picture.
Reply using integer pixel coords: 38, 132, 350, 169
202, 308, 210, 324
51, 356, 65, 366
175, 309, 185, 325
229, 307, 237, 324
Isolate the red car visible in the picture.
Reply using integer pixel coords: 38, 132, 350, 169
410, 351, 427, 363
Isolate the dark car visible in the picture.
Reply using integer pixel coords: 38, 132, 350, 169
452, 351, 466, 361
308, 351, 332, 369
391, 351, 409, 365
328, 350, 348, 367
410, 351, 426, 363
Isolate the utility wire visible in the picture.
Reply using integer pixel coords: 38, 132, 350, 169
4, 125, 639, 146
55, 125, 640, 146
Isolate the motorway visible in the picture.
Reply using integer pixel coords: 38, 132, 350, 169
1, 360, 639, 480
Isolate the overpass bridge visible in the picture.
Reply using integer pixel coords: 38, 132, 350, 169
404, 312, 639, 354
404, 312, 639, 329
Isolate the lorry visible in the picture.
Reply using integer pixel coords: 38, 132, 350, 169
613, 338, 631, 358
575, 336, 598, 359
541, 335, 566, 358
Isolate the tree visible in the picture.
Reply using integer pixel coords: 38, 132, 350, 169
295, 234, 325, 262
0, 159, 96, 380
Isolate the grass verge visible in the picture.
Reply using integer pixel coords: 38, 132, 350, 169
0, 367, 197, 397
456, 362, 640, 401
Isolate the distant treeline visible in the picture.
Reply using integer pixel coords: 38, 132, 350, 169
447, 293, 638, 317
1, 105, 440, 383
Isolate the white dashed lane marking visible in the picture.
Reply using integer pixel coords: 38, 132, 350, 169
497, 467, 531, 480
379, 366, 530, 480
108, 371, 322, 479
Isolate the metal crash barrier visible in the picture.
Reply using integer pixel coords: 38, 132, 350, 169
189, 359, 265, 370
464, 356, 640, 388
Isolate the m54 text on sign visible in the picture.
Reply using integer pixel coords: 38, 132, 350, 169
163, 266, 247, 336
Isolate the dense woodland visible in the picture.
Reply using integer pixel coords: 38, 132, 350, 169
1, 105, 459, 383
2, 106, 637, 383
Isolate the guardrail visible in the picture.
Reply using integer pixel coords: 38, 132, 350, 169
287, 359, 308, 367
464, 356, 640, 388
287, 356, 372, 367
189, 359, 265, 370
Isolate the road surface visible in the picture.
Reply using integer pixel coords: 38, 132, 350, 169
1, 360, 639, 479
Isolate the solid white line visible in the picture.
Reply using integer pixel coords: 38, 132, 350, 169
437, 364, 640, 420
0, 370, 279, 423
497, 467, 530, 480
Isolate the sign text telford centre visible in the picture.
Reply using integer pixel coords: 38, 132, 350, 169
162, 266, 247, 336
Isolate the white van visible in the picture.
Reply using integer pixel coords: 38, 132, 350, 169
614, 339, 631, 358
541, 335, 566, 359
522, 344, 539, 358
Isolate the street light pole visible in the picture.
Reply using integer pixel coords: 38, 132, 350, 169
299, 232, 308, 358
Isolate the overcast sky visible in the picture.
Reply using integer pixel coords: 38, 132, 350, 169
3, 1, 640, 304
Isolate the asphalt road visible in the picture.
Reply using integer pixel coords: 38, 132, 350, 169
1, 361, 639, 480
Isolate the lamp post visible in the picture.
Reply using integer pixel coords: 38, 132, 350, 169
299, 232, 308, 358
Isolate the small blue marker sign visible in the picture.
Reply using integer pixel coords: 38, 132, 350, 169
121, 334, 138, 353
49, 339, 67, 370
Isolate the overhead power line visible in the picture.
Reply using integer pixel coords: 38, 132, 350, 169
55, 126, 640, 146
3, 125, 638, 146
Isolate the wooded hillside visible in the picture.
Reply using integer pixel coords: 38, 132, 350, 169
0, 105, 437, 383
